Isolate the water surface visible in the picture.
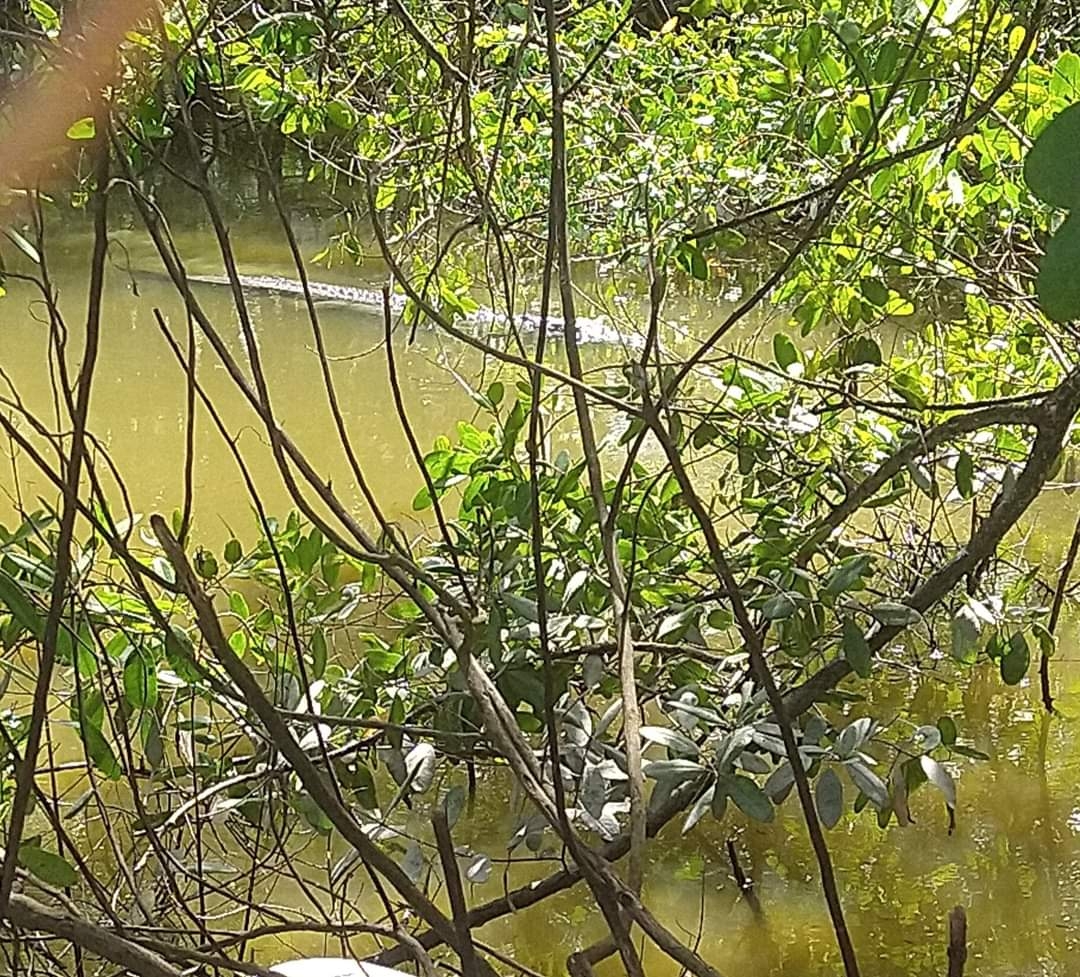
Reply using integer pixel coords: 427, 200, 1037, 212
3, 216, 1080, 977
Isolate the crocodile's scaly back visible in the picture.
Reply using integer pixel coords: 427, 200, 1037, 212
185, 273, 639, 348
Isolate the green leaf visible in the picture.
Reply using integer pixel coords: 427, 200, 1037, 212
224, 539, 242, 564
412, 485, 433, 511
194, 550, 218, 579
838, 19, 860, 43
1024, 103, 1080, 208
847, 335, 882, 366
311, 628, 327, 680
675, 243, 709, 281
825, 553, 872, 595
229, 591, 250, 618
937, 715, 958, 747
860, 278, 889, 307
842, 617, 872, 678
954, 451, 974, 499
640, 725, 699, 756
764, 761, 795, 802
1036, 212, 1080, 322
772, 332, 798, 370
1033, 622, 1056, 659
874, 40, 899, 81
29, 0, 60, 33
141, 712, 164, 769
844, 759, 888, 810
1052, 51, 1080, 98
682, 785, 715, 835
165, 627, 201, 684
326, 100, 356, 130
722, 774, 774, 823
0, 569, 43, 638
1000, 631, 1030, 685
80, 722, 121, 780
375, 180, 397, 211
869, 601, 920, 627
913, 724, 942, 752
465, 853, 492, 883
5, 228, 41, 264
643, 758, 708, 780
884, 294, 915, 316
18, 845, 78, 888
815, 768, 844, 828
123, 649, 158, 710
66, 117, 96, 141
503, 592, 539, 623
761, 592, 797, 620
796, 25, 821, 67
889, 372, 927, 410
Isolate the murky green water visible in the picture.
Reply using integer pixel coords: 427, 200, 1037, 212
3, 217, 1080, 977
0, 214, 758, 537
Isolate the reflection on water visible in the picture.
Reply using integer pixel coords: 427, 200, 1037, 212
4, 217, 1080, 976
22, 656, 1080, 977
438, 648, 1080, 977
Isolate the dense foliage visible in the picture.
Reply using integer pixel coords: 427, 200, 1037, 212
2, 1, 1080, 976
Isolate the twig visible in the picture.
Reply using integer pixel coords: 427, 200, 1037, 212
1041, 512, 1080, 713
432, 809, 480, 977
149, 516, 482, 976
542, 0, 647, 908
0, 104, 109, 918
6, 894, 180, 977
725, 840, 763, 918
947, 906, 967, 977
567, 939, 615, 977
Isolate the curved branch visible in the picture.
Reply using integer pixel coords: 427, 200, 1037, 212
6, 894, 181, 977
784, 367, 1080, 717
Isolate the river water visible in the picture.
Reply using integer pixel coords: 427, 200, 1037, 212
2, 216, 1080, 977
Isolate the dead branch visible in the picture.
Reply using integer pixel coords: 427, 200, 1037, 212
5, 894, 181, 977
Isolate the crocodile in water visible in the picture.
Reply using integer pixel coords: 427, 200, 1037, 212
187, 273, 640, 347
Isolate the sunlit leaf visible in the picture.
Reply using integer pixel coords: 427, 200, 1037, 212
66, 117, 96, 141
375, 180, 397, 211
466, 853, 492, 883
919, 756, 957, 810
640, 725, 700, 756
405, 742, 437, 792
682, 785, 715, 835
844, 758, 888, 809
